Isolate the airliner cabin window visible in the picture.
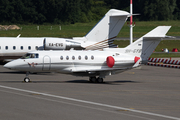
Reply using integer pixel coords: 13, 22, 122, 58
21, 53, 39, 59
28, 46, 31, 50
21, 46, 23, 50
85, 55, 88, 60
72, 56, 75, 60
5, 46, 8, 50
0, 46, 1, 49
35, 46, 38, 50
91, 55, 94, 60
13, 46, 16, 50
66, 56, 69, 60
78, 56, 81, 60
60, 56, 63, 60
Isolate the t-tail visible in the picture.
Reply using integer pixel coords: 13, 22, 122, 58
125, 26, 171, 63
74, 9, 130, 50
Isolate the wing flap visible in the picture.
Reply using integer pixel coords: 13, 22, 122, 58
71, 66, 129, 73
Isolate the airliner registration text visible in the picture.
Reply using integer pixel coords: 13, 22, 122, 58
49, 43, 63, 47
125, 49, 142, 53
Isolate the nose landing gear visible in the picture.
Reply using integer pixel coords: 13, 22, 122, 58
24, 72, 30, 83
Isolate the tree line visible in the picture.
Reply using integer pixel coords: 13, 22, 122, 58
0, 0, 179, 24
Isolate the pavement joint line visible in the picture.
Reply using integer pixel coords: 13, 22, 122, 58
0, 84, 180, 120
0, 89, 153, 120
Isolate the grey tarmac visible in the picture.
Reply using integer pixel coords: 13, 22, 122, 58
0, 64, 180, 120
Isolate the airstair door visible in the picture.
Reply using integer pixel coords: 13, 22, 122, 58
43, 56, 51, 71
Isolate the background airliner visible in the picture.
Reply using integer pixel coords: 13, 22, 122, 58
0, 9, 130, 62
4, 26, 171, 83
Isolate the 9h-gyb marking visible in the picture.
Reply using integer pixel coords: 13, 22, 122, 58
125, 49, 142, 53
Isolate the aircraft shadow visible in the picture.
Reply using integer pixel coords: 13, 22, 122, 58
0, 71, 139, 85
0, 71, 54, 75
0, 79, 138, 85
66, 80, 139, 85
0, 71, 26, 74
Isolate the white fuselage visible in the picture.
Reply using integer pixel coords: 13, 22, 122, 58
0, 37, 82, 61
0, 37, 43, 60
4, 50, 138, 77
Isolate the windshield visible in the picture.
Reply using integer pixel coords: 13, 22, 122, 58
21, 53, 39, 59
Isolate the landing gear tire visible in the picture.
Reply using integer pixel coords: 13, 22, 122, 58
96, 77, 103, 83
24, 77, 30, 83
89, 77, 97, 83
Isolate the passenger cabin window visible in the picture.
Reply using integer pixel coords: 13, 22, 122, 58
0, 46, 1, 49
13, 46, 16, 50
78, 56, 81, 60
91, 55, 94, 60
85, 55, 88, 60
21, 46, 23, 50
5, 46, 8, 50
21, 53, 39, 59
72, 56, 75, 60
28, 46, 31, 50
60, 56, 63, 60
35, 46, 38, 50
66, 56, 69, 60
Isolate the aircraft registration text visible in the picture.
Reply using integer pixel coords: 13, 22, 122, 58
125, 49, 142, 53
49, 43, 64, 47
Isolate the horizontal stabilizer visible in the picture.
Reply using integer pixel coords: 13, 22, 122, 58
143, 26, 171, 37
125, 26, 171, 61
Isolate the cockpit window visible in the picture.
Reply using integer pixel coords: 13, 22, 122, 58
21, 53, 39, 59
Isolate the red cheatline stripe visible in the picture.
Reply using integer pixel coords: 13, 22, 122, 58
85, 36, 116, 49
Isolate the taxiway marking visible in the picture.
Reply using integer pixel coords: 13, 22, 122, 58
0, 85, 179, 120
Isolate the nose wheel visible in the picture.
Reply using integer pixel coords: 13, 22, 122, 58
24, 72, 30, 83
89, 77, 104, 83
24, 77, 30, 83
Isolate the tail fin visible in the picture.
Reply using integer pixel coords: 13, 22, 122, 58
125, 26, 171, 61
80, 9, 130, 50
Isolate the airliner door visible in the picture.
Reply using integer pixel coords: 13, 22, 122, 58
43, 56, 51, 71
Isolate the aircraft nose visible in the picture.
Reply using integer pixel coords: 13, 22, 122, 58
4, 61, 16, 70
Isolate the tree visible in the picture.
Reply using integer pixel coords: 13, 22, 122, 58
142, 0, 176, 21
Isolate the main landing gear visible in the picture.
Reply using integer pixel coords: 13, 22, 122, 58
24, 72, 30, 83
89, 77, 104, 83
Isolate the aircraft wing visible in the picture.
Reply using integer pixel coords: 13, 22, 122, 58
71, 66, 131, 73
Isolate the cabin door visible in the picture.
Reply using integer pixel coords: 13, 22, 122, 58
43, 56, 51, 71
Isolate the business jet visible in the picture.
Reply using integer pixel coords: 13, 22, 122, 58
4, 26, 171, 83
0, 9, 130, 62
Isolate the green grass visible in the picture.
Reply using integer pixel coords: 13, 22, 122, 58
155, 40, 180, 52
0, 23, 95, 37
0, 21, 180, 37
150, 53, 180, 58
125, 21, 180, 38
114, 40, 180, 52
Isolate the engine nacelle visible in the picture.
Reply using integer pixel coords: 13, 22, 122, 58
106, 56, 141, 68
106, 56, 115, 68
43, 38, 82, 50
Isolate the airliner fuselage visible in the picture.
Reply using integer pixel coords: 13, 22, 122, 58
5, 50, 138, 75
